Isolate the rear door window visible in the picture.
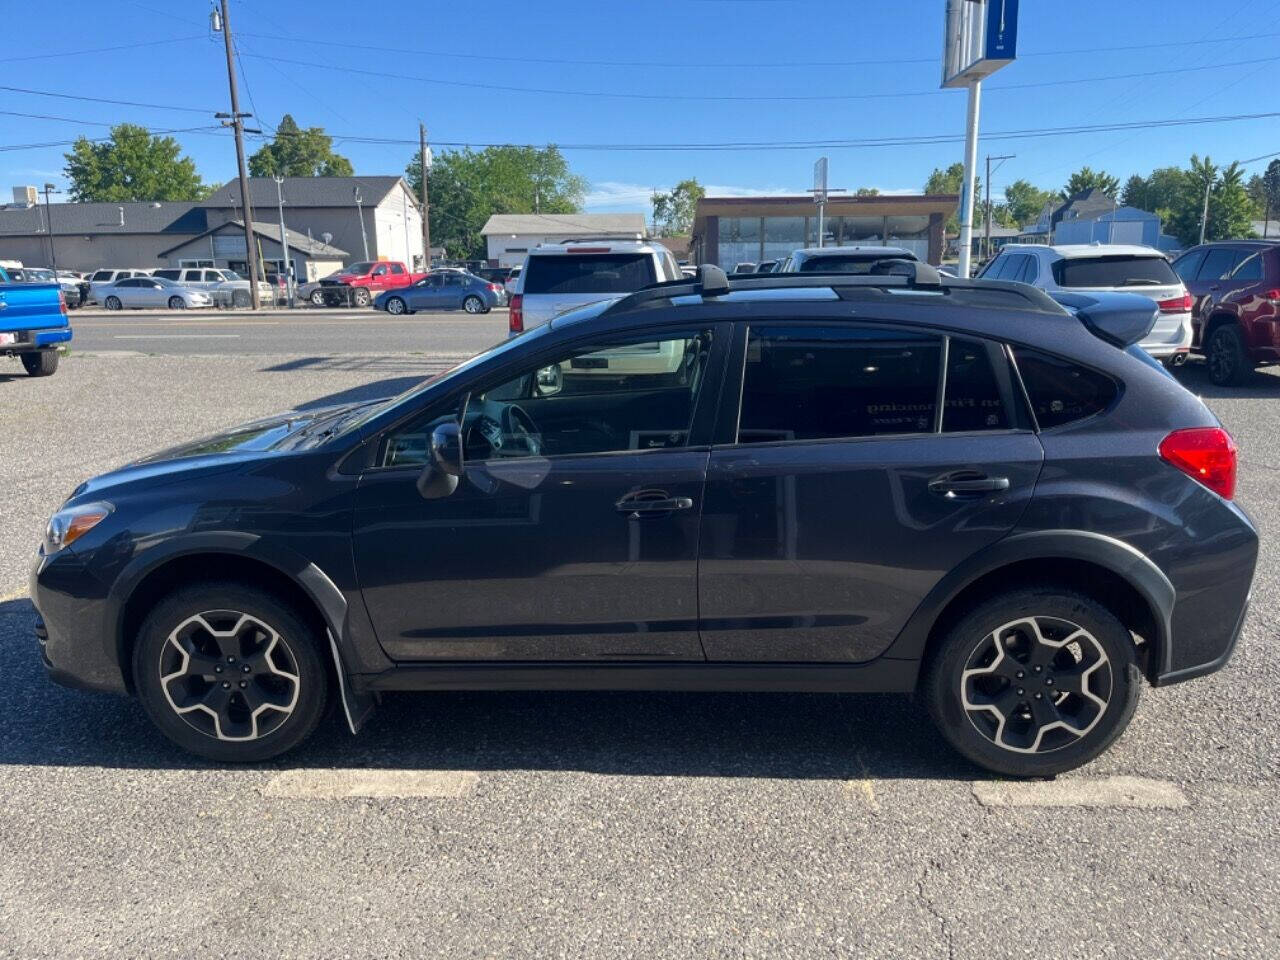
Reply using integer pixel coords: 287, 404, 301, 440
1052, 255, 1179, 288
737, 325, 943, 441
1011, 347, 1118, 428
943, 338, 1020, 432
522, 254, 657, 295
1173, 249, 1206, 283
1229, 253, 1263, 282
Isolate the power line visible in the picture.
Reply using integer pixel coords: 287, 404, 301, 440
236, 50, 1280, 104
0, 35, 207, 64
0, 84, 214, 114
237, 28, 1280, 70
0, 125, 225, 153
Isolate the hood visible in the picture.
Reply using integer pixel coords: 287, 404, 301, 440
69, 401, 375, 500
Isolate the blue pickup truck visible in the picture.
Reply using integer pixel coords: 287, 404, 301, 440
0, 265, 71, 376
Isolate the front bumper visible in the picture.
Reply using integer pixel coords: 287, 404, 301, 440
30, 548, 128, 695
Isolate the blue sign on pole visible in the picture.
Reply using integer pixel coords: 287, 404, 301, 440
984, 0, 1019, 63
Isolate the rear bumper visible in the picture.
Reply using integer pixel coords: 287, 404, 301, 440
1154, 594, 1249, 686
1, 326, 71, 353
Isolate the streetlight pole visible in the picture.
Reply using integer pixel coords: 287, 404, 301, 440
41, 183, 58, 272
354, 187, 370, 261
983, 153, 1014, 262
215, 0, 260, 309
419, 122, 431, 269
274, 175, 294, 307
956, 78, 982, 279
1199, 177, 1213, 245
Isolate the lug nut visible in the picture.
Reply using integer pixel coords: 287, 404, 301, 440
1017, 688, 1025, 695
1034, 692, 1043, 699
1033, 666, 1042, 673
1045, 678, 1054, 686
214, 665, 223, 674
1016, 671, 1024, 679
242, 664, 251, 673
221, 681, 231, 689
239, 680, 248, 689
227, 656, 235, 663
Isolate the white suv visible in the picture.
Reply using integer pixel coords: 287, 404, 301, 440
978, 244, 1193, 365
86, 268, 151, 304
509, 238, 684, 335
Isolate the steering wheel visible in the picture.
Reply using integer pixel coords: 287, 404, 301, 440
499, 403, 541, 457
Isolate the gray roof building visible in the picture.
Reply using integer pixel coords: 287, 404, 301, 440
203, 176, 405, 210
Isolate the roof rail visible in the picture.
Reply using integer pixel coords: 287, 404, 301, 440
544, 235, 646, 245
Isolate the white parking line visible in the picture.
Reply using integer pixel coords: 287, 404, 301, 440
972, 775, 1188, 809
261, 769, 479, 799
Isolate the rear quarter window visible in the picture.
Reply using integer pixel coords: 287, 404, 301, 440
1012, 347, 1118, 429
522, 254, 656, 295
1052, 255, 1178, 288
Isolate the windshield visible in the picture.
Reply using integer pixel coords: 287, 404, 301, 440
26, 269, 55, 281
340, 261, 375, 274
1053, 255, 1178, 288
152, 277, 178, 287
798, 253, 914, 274
220, 270, 241, 281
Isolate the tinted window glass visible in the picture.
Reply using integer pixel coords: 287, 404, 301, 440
1052, 255, 1178, 288
1173, 249, 1206, 283
390, 264, 405, 274
1012, 347, 1117, 428
116, 278, 141, 287
152, 269, 181, 281
1196, 248, 1241, 281
1016, 256, 1038, 284
739, 326, 942, 442
944, 338, 1012, 432
91, 271, 112, 282
797, 253, 913, 274
522, 254, 657, 295
1231, 253, 1263, 281
977, 255, 1004, 279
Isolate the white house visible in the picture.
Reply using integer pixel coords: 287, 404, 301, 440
481, 212, 647, 267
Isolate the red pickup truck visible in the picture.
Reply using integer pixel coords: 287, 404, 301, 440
319, 260, 427, 307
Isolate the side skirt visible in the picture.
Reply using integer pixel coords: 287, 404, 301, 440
351, 659, 920, 694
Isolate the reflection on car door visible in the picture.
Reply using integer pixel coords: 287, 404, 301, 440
352, 325, 727, 661
698, 323, 1043, 662
409, 275, 442, 310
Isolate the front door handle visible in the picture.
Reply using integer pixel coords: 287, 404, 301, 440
928, 473, 1010, 498
615, 492, 694, 517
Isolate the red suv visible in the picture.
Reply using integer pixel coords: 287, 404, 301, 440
1173, 240, 1280, 385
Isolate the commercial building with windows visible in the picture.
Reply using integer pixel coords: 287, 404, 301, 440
690, 194, 959, 269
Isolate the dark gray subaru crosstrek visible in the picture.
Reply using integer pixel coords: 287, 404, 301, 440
32, 264, 1257, 777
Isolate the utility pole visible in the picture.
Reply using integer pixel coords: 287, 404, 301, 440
41, 183, 58, 272
956, 78, 982, 279
274, 175, 294, 308
214, 0, 260, 309
354, 187, 370, 261
419, 122, 431, 269
983, 153, 1014, 262
1199, 176, 1212, 245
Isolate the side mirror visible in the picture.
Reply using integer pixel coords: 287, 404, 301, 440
535, 363, 563, 397
416, 421, 463, 499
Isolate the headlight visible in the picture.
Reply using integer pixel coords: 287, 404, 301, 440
43, 501, 113, 555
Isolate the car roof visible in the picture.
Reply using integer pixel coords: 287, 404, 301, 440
1001, 243, 1166, 260
791, 246, 915, 258
528, 238, 662, 255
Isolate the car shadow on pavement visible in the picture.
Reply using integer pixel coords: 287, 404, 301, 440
291, 377, 427, 411
0, 598, 971, 781
1172, 359, 1280, 399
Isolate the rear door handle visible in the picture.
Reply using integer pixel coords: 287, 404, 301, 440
928, 473, 1010, 498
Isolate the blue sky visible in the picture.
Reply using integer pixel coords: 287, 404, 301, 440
6, 0, 1279, 212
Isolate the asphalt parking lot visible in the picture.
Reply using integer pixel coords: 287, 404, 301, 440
1, 338, 1277, 958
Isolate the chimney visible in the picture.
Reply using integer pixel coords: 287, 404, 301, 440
12, 185, 37, 207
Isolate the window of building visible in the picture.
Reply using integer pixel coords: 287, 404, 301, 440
178, 258, 215, 269
738, 325, 943, 442
1012, 347, 1117, 429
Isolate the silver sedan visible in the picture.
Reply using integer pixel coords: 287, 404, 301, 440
100, 276, 214, 310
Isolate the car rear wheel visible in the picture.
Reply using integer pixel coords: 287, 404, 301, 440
21, 350, 58, 376
463, 295, 487, 314
923, 587, 1141, 777
385, 296, 408, 315
133, 582, 329, 762
1206, 323, 1252, 386
353, 288, 371, 307
168, 296, 186, 310
309, 289, 325, 306
104, 296, 122, 311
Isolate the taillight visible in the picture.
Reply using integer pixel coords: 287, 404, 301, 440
1264, 288, 1280, 305
58, 290, 67, 316
509, 294, 523, 333
1156, 293, 1192, 312
1159, 427, 1237, 499
488, 283, 500, 292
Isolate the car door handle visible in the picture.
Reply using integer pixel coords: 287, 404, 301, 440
928, 473, 1010, 498
615, 494, 694, 516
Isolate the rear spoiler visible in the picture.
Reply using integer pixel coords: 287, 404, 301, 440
1049, 291, 1159, 348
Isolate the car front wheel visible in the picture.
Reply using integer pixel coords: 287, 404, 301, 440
168, 296, 186, 310
1206, 323, 1252, 386
923, 587, 1141, 777
385, 296, 408, 315
309, 289, 325, 306
133, 582, 329, 762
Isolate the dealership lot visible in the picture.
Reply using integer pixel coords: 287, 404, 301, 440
1, 345, 1277, 957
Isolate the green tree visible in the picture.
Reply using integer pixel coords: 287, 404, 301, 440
651, 178, 705, 235
1003, 179, 1055, 227
1061, 166, 1120, 199
1246, 174, 1268, 219
924, 163, 979, 232
248, 115, 353, 178
63, 124, 208, 202
1120, 174, 1148, 210
1260, 159, 1280, 230
405, 145, 586, 259
854, 186, 880, 197
1211, 161, 1257, 240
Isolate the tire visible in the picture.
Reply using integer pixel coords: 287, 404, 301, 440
21, 350, 58, 377
132, 582, 330, 762
385, 296, 408, 316
463, 295, 487, 314
922, 587, 1142, 778
1206, 323, 1252, 387
309, 289, 325, 306
104, 296, 122, 311
353, 288, 371, 307
168, 296, 186, 310
231, 289, 251, 308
